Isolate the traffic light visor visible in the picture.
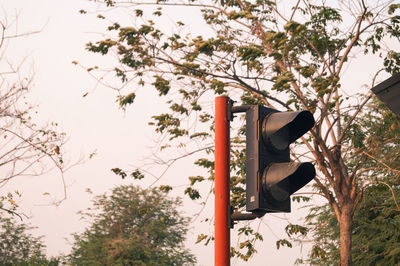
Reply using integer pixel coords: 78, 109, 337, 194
262, 111, 315, 152
287, 162, 315, 194
262, 162, 316, 202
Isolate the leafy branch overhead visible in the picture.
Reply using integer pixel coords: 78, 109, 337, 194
82, 0, 400, 264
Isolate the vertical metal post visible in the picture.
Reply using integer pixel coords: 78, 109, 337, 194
215, 96, 230, 266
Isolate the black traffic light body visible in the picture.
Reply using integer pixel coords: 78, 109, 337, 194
246, 105, 315, 214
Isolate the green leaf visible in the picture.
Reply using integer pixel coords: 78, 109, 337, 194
119, 92, 136, 107
111, 168, 127, 179
188, 176, 204, 186
159, 185, 172, 192
184, 187, 201, 200
276, 239, 292, 249
195, 234, 207, 244
389, 4, 400, 15
152, 76, 170, 96
131, 169, 144, 180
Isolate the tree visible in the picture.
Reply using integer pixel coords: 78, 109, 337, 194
300, 100, 400, 265
69, 185, 197, 265
0, 10, 71, 217
79, 1, 400, 264
302, 165, 400, 266
0, 216, 61, 265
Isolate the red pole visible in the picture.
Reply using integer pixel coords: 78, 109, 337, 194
215, 96, 230, 266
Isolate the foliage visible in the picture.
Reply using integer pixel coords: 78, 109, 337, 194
302, 179, 400, 265
80, 0, 400, 263
69, 185, 196, 265
302, 101, 400, 265
352, 182, 400, 265
0, 216, 61, 265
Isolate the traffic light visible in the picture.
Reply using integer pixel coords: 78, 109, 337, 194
245, 105, 316, 214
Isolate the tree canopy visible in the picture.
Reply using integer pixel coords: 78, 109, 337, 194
79, 0, 400, 264
0, 216, 60, 265
69, 185, 196, 265
300, 100, 400, 265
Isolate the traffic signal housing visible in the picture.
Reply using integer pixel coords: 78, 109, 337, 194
246, 105, 316, 214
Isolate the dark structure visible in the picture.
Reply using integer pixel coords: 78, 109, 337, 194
371, 73, 400, 114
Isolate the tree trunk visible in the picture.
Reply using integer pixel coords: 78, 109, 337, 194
339, 206, 353, 266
